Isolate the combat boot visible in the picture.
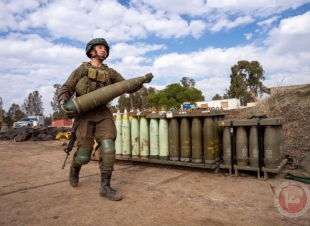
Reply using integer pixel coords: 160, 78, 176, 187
69, 163, 81, 187
100, 174, 122, 201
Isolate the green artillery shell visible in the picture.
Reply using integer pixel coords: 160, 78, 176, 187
131, 116, 140, 158
217, 116, 224, 159
149, 118, 159, 159
180, 117, 191, 162
213, 116, 220, 162
222, 126, 231, 165
264, 126, 280, 169
65, 73, 153, 114
203, 117, 215, 164
121, 109, 131, 157
140, 116, 149, 159
159, 118, 169, 160
236, 126, 248, 166
249, 126, 259, 168
115, 110, 122, 157
191, 117, 203, 163
169, 118, 180, 161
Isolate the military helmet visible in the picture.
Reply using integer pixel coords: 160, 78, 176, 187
86, 38, 110, 58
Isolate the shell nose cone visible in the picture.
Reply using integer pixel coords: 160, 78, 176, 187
145, 73, 153, 82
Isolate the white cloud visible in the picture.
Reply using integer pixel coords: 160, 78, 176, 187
0, 1, 310, 116
132, 0, 309, 17
256, 16, 280, 34
264, 11, 310, 53
110, 42, 166, 60
244, 33, 253, 40
257, 16, 279, 27
279, 11, 310, 34
189, 20, 207, 38
209, 16, 255, 32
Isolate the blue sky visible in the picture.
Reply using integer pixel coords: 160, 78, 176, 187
0, 0, 310, 116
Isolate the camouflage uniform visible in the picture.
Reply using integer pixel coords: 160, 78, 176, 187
58, 63, 126, 173
58, 38, 140, 201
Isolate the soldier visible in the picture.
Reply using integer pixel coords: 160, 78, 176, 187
58, 38, 141, 201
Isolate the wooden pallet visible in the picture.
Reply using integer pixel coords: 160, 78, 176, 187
115, 156, 221, 173
220, 158, 288, 180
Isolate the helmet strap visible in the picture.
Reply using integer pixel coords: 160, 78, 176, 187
91, 46, 106, 60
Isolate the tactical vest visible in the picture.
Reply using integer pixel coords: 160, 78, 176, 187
75, 62, 111, 96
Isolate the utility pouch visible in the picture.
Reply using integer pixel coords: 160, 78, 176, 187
76, 76, 97, 95
97, 70, 110, 85
76, 76, 90, 95
88, 67, 98, 80
87, 80, 97, 93
76, 63, 111, 95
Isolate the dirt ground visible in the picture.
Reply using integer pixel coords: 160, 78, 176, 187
0, 140, 309, 226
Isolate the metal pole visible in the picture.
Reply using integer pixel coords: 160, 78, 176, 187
257, 118, 263, 173
230, 120, 234, 173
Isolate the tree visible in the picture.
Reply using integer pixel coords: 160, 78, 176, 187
44, 114, 53, 127
226, 60, 267, 105
180, 77, 195, 88
139, 86, 156, 109
117, 86, 156, 112
223, 93, 229, 99
117, 94, 131, 112
2, 109, 7, 125
212, 94, 222, 100
22, 90, 44, 116
147, 83, 204, 110
50, 84, 65, 120
107, 103, 118, 114
6, 103, 26, 126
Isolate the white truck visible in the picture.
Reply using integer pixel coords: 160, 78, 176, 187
13, 116, 44, 129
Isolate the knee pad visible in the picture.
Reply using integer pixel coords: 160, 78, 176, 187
74, 147, 92, 165
100, 139, 115, 167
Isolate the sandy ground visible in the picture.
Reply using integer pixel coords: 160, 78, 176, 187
0, 140, 309, 226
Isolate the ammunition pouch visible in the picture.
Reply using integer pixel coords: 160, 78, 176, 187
76, 62, 111, 96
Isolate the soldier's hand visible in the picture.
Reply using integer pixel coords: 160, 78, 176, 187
60, 100, 76, 119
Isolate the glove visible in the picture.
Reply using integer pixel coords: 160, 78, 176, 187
60, 100, 76, 119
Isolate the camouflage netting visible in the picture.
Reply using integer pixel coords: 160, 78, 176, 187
226, 85, 310, 167
0, 126, 72, 142
285, 154, 310, 183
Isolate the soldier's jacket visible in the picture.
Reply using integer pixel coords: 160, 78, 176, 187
58, 62, 140, 122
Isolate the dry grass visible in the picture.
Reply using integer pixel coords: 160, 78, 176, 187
226, 84, 310, 167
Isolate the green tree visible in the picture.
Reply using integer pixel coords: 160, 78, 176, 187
2, 109, 8, 125
117, 86, 156, 112
22, 90, 44, 116
140, 86, 156, 109
223, 93, 229, 99
6, 103, 26, 126
147, 83, 204, 110
180, 77, 195, 88
227, 60, 267, 105
50, 84, 64, 120
44, 114, 52, 127
117, 94, 131, 112
212, 94, 222, 100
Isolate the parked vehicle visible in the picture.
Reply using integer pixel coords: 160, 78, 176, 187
13, 116, 44, 129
